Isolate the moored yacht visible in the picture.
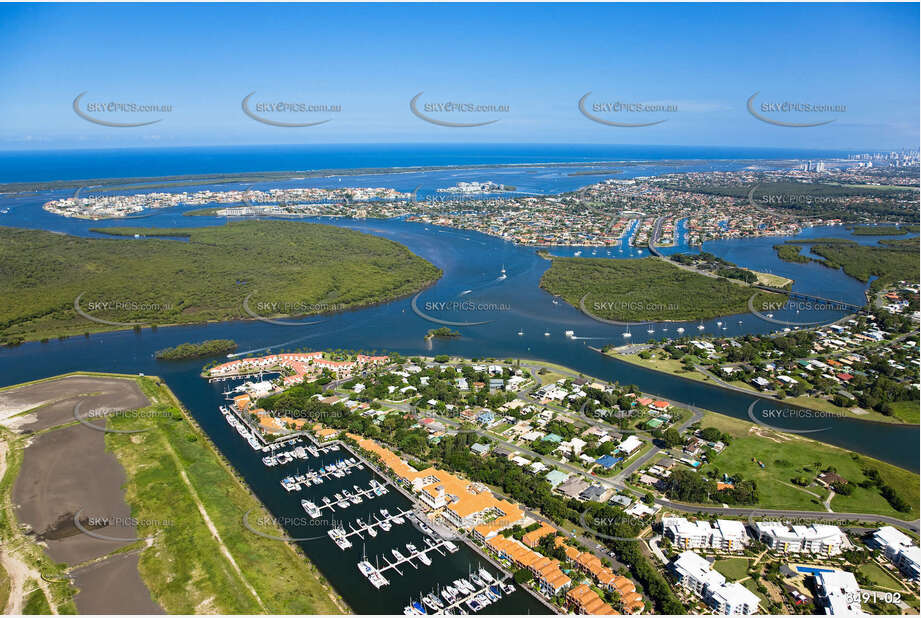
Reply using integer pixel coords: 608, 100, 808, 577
301, 499, 321, 518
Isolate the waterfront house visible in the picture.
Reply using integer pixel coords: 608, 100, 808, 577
522, 522, 557, 548
567, 584, 617, 615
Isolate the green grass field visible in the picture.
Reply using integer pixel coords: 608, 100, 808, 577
105, 377, 345, 614
0, 221, 441, 344
858, 563, 906, 591
742, 578, 770, 608
699, 413, 919, 520
713, 558, 750, 581
887, 400, 920, 424
21, 586, 51, 615
609, 351, 713, 384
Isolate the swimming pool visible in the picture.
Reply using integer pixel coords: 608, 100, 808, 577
796, 566, 835, 575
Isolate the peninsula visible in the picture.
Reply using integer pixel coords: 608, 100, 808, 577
0, 221, 441, 345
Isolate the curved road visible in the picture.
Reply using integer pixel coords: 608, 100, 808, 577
328, 360, 919, 534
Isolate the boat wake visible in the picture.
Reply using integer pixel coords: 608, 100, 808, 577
228, 333, 320, 358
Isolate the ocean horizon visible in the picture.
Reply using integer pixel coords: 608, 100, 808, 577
0, 142, 856, 184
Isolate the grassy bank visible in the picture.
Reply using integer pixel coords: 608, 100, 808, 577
105, 376, 346, 614
540, 256, 785, 322
0, 221, 441, 345
699, 413, 919, 520
609, 349, 915, 425
606, 351, 713, 385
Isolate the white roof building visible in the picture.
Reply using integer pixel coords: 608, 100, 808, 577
663, 517, 748, 551
872, 526, 913, 558
897, 546, 921, 581
707, 582, 760, 615
618, 435, 643, 454
672, 551, 724, 595
663, 517, 713, 549
873, 527, 921, 581
814, 570, 863, 615
753, 521, 846, 555
714, 519, 749, 551
671, 551, 759, 614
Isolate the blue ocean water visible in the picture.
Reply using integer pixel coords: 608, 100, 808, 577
0, 143, 853, 183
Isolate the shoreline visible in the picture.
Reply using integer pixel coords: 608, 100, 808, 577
365, 354, 920, 521
0, 156, 813, 194
592, 346, 918, 429
0, 371, 350, 614
2, 273, 441, 345
0, 223, 444, 346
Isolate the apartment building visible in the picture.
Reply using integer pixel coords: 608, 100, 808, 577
752, 522, 846, 556
671, 551, 759, 615
662, 517, 748, 552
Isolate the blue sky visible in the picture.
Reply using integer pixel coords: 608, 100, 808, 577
0, 3, 917, 151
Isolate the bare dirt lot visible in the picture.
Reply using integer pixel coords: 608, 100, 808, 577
1, 374, 163, 614
71, 551, 164, 615
0, 375, 148, 433
13, 422, 138, 564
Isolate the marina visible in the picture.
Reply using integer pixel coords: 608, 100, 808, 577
358, 537, 462, 585
403, 566, 514, 615
325, 507, 414, 546
218, 405, 263, 449
262, 441, 339, 465
279, 457, 365, 492
1, 167, 914, 613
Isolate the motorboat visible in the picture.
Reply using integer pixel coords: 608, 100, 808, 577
301, 500, 321, 518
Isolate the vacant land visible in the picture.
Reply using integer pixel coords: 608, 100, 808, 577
540, 257, 785, 322
105, 376, 345, 614
699, 413, 919, 520
607, 351, 712, 384
0, 373, 346, 614
0, 221, 442, 344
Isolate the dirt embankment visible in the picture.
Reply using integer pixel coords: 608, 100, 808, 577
1, 374, 163, 614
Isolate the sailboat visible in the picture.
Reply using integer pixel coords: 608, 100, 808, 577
622, 326, 632, 338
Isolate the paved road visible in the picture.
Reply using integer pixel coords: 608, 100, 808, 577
334, 361, 921, 534
652, 501, 920, 532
